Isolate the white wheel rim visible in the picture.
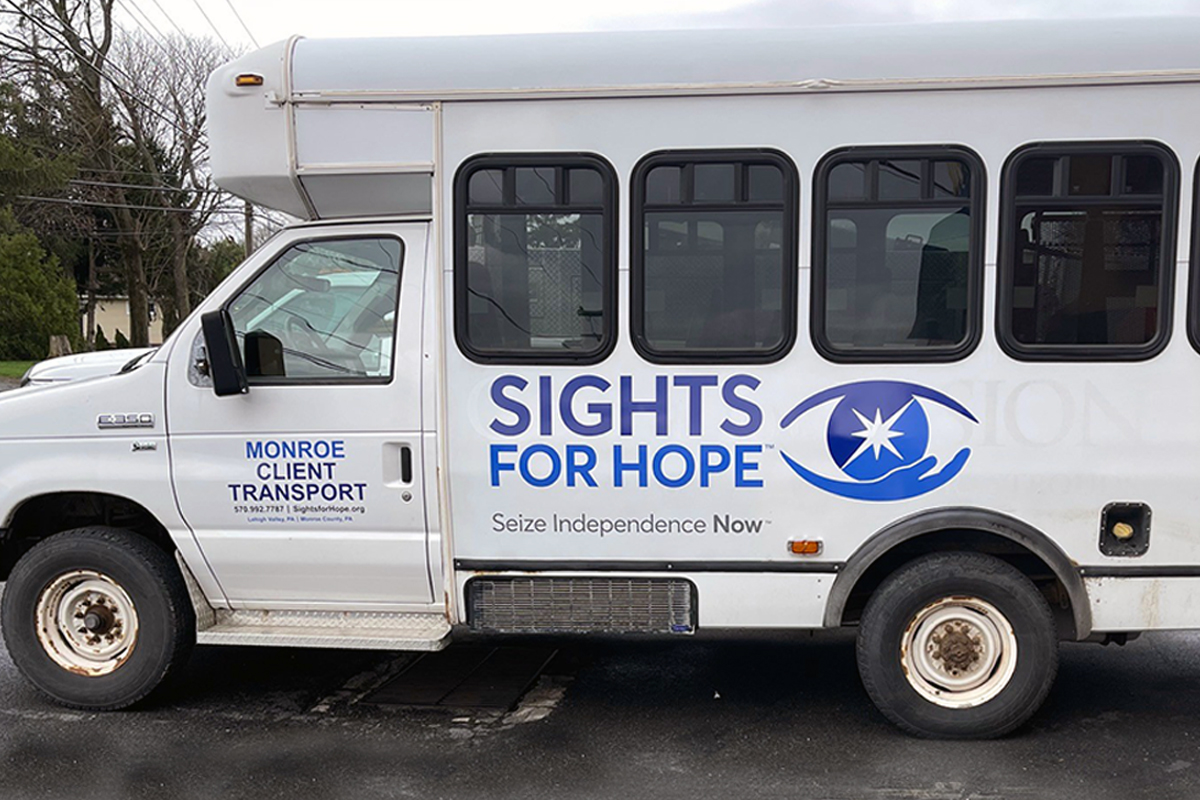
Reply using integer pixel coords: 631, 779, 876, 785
35, 570, 139, 677
899, 596, 1017, 709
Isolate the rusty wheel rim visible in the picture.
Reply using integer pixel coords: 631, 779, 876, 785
899, 596, 1017, 709
35, 570, 139, 677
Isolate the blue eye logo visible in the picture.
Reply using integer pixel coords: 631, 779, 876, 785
779, 380, 978, 502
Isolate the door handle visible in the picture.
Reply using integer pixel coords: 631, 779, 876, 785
383, 442, 416, 488
400, 444, 413, 484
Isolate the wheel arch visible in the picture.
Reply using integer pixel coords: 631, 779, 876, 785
0, 491, 175, 581
825, 507, 1091, 640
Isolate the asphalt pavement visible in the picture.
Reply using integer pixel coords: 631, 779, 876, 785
2, 606, 1199, 800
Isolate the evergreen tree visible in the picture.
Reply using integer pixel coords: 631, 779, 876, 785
0, 209, 79, 359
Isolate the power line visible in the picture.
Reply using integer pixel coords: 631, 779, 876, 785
5, 20, 192, 161
114, 0, 176, 63
41, 229, 184, 240
7, 4, 176, 129
188, 0, 232, 52
4, 1, 197, 142
80, 166, 187, 177
69, 178, 225, 195
223, 0, 257, 47
15, 92, 64, 124
116, 0, 168, 42
15, 194, 246, 216
146, 0, 187, 37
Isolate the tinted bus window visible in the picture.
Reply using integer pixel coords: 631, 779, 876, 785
1000, 143, 1178, 360
813, 147, 985, 362
454, 155, 617, 364
631, 150, 798, 363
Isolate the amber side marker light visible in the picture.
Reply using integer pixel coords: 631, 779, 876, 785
235, 73, 264, 87
788, 540, 823, 556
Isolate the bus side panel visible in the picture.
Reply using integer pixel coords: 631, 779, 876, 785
454, 571, 830, 628
439, 86, 1200, 630
1087, 577, 1200, 632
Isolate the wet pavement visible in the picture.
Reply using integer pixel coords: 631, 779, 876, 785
1, 609, 1199, 800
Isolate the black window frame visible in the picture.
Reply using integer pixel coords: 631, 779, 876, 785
220, 233, 406, 387
453, 152, 618, 365
811, 144, 986, 364
630, 148, 799, 365
997, 140, 1179, 362
1188, 157, 1200, 354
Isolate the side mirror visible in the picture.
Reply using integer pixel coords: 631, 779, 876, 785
200, 309, 248, 396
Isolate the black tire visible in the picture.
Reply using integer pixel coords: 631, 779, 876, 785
1, 527, 195, 710
856, 551, 1058, 739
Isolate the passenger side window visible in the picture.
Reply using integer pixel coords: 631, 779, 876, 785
227, 237, 403, 382
813, 147, 984, 362
454, 155, 617, 364
1000, 143, 1178, 360
632, 150, 798, 363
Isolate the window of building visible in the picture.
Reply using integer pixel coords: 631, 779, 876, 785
1000, 142, 1178, 360
455, 154, 617, 364
631, 150, 798, 363
812, 146, 984, 362
226, 237, 403, 383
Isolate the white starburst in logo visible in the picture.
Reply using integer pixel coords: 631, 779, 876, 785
846, 399, 914, 464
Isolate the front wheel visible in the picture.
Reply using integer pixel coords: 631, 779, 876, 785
1, 527, 195, 710
856, 551, 1058, 739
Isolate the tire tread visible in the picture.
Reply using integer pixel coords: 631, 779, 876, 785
856, 551, 1058, 739
1, 526, 195, 711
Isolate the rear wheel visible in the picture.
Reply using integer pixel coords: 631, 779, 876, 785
1, 527, 194, 710
856, 551, 1058, 739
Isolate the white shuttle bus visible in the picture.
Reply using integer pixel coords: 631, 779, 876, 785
4, 19, 1200, 738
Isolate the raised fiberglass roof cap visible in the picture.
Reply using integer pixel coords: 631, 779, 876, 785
288, 17, 1200, 97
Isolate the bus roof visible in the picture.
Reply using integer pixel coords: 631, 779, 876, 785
206, 17, 1200, 220
289, 17, 1200, 100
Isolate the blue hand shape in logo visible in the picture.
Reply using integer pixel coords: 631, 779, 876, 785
779, 380, 977, 502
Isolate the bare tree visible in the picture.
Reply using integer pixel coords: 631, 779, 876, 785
109, 31, 239, 334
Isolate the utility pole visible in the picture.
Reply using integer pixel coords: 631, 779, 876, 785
244, 200, 254, 257
85, 237, 97, 350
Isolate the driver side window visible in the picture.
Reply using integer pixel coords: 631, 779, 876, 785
227, 237, 403, 383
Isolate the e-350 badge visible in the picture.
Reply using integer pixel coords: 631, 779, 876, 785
779, 380, 977, 502
97, 413, 155, 430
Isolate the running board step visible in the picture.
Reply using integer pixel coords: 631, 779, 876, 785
196, 609, 452, 651
176, 553, 451, 651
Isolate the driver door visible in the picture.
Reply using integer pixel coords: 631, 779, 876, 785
166, 224, 432, 608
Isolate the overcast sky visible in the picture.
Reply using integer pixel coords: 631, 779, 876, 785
120, 0, 1200, 48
